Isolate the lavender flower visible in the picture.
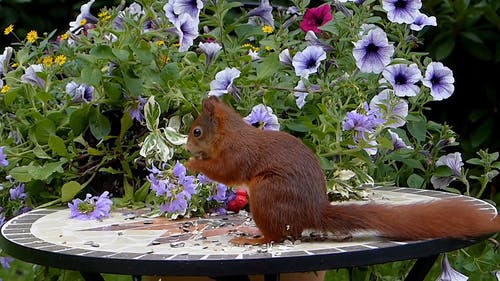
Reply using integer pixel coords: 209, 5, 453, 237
0, 213, 6, 228
292, 45, 326, 78
65, 81, 94, 103
211, 183, 229, 203
294, 80, 309, 109
0, 47, 13, 76
279, 49, 293, 66
342, 104, 385, 140
410, 12, 437, 31
9, 184, 27, 201
208, 67, 240, 97
21, 64, 45, 88
422, 62, 455, 101
114, 2, 146, 29
0, 256, 13, 269
382, 0, 422, 24
431, 152, 463, 189
68, 191, 113, 220
244, 104, 280, 131
304, 31, 334, 52
69, 0, 98, 33
0, 146, 8, 167
174, 13, 199, 52
353, 28, 394, 74
173, 0, 204, 19
381, 63, 422, 97
436, 254, 468, 281
369, 90, 408, 128
150, 161, 197, 216
199, 42, 222, 66
388, 129, 412, 150
247, 0, 274, 27
130, 96, 147, 123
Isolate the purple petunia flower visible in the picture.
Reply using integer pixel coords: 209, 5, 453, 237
410, 12, 437, 31
208, 67, 241, 97
382, 0, 422, 24
130, 96, 147, 123
244, 104, 280, 131
68, 191, 113, 220
21, 64, 45, 88
388, 129, 412, 150
279, 49, 293, 66
294, 80, 309, 109
370, 90, 408, 128
342, 105, 385, 140
431, 152, 463, 189
0, 146, 8, 167
0, 213, 6, 228
199, 42, 222, 66
353, 28, 394, 74
114, 2, 146, 30
381, 63, 422, 97
247, 0, 274, 27
9, 184, 27, 201
436, 254, 468, 281
65, 81, 94, 103
69, 0, 99, 33
0, 47, 13, 76
174, 13, 199, 52
173, 0, 204, 19
292, 45, 326, 78
422, 62, 455, 101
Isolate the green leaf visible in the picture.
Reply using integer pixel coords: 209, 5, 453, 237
69, 107, 89, 135
9, 166, 33, 182
144, 96, 160, 131
112, 48, 130, 61
163, 127, 187, 145
435, 37, 455, 60
61, 181, 84, 202
10, 160, 67, 182
256, 53, 280, 80
434, 165, 453, 177
132, 41, 154, 64
89, 107, 111, 140
407, 174, 424, 188
465, 158, 483, 166
33, 145, 52, 159
119, 112, 133, 142
81, 67, 102, 85
401, 158, 424, 171
90, 45, 114, 59
48, 135, 69, 157
407, 119, 426, 142
134, 181, 150, 202
34, 118, 56, 144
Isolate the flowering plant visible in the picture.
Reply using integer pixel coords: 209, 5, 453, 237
0, 0, 499, 279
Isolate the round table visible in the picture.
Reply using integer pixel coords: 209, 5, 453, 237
0, 187, 496, 281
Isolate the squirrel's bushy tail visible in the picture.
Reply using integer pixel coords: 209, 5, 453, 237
320, 199, 500, 240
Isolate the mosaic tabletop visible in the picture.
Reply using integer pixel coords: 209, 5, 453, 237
0, 186, 496, 276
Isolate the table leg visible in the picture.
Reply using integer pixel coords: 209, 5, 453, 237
404, 254, 440, 281
80, 272, 105, 281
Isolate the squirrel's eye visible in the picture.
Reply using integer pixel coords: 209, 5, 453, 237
193, 127, 203, 138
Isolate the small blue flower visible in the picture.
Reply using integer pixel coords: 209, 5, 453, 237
353, 28, 394, 74
130, 96, 147, 123
381, 63, 422, 97
65, 81, 94, 103
208, 67, 241, 97
199, 42, 222, 66
247, 0, 274, 27
0, 214, 6, 228
382, 0, 422, 24
369, 90, 408, 128
0, 256, 13, 270
436, 254, 468, 281
388, 129, 412, 150
422, 62, 455, 101
292, 45, 326, 78
21, 64, 45, 88
431, 152, 463, 189
9, 183, 27, 201
68, 191, 113, 220
174, 13, 199, 52
0, 146, 8, 167
342, 104, 385, 139
410, 12, 437, 31
244, 104, 280, 131
69, 0, 98, 33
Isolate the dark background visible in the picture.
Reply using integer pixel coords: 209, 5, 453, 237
1, 0, 498, 191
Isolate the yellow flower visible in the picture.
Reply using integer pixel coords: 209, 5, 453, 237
4, 24, 14, 35
265, 46, 273, 51
80, 19, 87, 26
242, 43, 253, 49
157, 40, 165, 47
160, 55, 171, 63
262, 25, 273, 34
43, 56, 54, 67
11, 63, 18, 68
98, 11, 112, 21
26, 30, 38, 43
60, 33, 70, 41
55, 55, 67, 66
1, 85, 10, 93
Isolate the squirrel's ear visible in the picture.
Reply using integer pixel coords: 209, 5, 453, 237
202, 97, 216, 115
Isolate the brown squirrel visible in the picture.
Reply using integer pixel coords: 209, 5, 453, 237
185, 96, 500, 245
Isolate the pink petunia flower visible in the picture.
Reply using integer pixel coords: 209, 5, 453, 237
300, 4, 333, 34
